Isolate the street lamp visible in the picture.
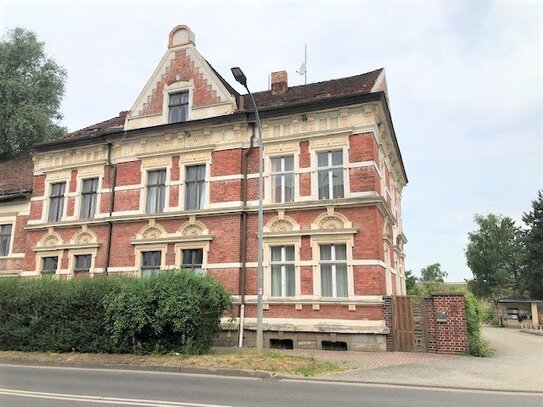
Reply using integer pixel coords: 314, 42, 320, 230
231, 67, 264, 354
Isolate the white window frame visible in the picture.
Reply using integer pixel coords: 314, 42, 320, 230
263, 237, 301, 298
44, 180, 69, 223
311, 146, 350, 201
76, 176, 101, 220
269, 245, 296, 297
310, 235, 354, 299
161, 81, 193, 124
318, 243, 348, 298
68, 248, 98, 278
35, 250, 64, 276
0, 221, 15, 257
135, 244, 168, 278
142, 167, 170, 214
269, 155, 296, 204
174, 241, 210, 274
180, 162, 209, 211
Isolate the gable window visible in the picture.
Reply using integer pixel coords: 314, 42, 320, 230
42, 256, 58, 274
317, 151, 344, 199
181, 248, 203, 274
271, 156, 294, 203
141, 251, 161, 277
168, 91, 189, 123
320, 244, 347, 297
146, 169, 166, 213
80, 178, 99, 219
74, 254, 92, 273
0, 224, 12, 256
270, 245, 295, 297
48, 182, 66, 222
185, 165, 205, 210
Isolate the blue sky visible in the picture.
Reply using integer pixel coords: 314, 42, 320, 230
1, 0, 541, 281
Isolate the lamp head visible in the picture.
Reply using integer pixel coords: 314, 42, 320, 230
231, 67, 247, 88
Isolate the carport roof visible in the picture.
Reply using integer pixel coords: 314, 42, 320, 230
495, 294, 542, 303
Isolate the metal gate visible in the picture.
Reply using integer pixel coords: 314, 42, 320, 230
393, 296, 427, 352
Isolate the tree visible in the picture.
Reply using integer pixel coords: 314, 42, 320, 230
420, 263, 447, 282
521, 191, 543, 299
466, 214, 524, 298
405, 269, 418, 295
0, 27, 66, 157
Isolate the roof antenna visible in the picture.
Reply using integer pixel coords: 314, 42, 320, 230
296, 44, 307, 84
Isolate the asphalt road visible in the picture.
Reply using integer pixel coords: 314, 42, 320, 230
0, 363, 541, 407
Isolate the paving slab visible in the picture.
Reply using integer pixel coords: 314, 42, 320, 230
302, 327, 543, 392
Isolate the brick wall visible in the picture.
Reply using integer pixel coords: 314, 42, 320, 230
383, 296, 394, 351
426, 293, 469, 354
385, 294, 468, 354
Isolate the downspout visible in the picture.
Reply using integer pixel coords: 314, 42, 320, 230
238, 122, 256, 347
104, 141, 117, 275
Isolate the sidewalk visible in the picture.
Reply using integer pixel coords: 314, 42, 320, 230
290, 327, 542, 392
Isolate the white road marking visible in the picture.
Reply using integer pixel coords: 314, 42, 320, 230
0, 388, 231, 407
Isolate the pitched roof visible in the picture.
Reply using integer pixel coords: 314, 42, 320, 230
0, 153, 34, 197
243, 68, 384, 110
35, 68, 384, 148
62, 114, 126, 141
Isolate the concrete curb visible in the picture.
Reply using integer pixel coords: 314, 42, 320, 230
1, 358, 542, 395
0, 357, 275, 380
273, 374, 543, 395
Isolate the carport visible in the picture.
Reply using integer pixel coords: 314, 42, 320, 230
494, 294, 541, 327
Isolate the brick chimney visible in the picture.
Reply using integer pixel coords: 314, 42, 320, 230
271, 71, 288, 95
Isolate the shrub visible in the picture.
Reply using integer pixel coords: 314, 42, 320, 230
0, 270, 232, 355
464, 292, 492, 357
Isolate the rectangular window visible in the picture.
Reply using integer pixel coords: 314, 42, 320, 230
271, 156, 295, 203
141, 251, 161, 277
80, 178, 99, 219
48, 182, 66, 222
270, 245, 295, 297
146, 169, 167, 213
42, 256, 58, 274
74, 254, 92, 273
168, 91, 189, 123
185, 165, 206, 210
317, 151, 344, 200
320, 244, 348, 297
0, 224, 12, 256
181, 248, 204, 274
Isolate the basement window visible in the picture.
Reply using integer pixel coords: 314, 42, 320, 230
321, 341, 347, 351
269, 339, 294, 350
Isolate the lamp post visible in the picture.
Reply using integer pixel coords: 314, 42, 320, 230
231, 67, 264, 354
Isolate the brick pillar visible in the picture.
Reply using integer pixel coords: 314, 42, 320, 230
383, 296, 395, 351
424, 297, 436, 353
427, 293, 468, 354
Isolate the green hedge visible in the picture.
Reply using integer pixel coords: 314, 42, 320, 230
464, 292, 492, 357
0, 270, 232, 354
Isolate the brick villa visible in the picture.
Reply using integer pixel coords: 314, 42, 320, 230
0, 25, 408, 351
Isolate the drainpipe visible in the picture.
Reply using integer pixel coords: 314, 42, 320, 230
104, 141, 117, 274
238, 123, 256, 347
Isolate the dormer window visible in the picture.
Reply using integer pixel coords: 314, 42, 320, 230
168, 91, 189, 123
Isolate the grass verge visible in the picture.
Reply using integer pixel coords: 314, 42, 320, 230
0, 349, 344, 377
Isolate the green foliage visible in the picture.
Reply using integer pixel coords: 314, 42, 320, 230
405, 269, 419, 295
521, 191, 543, 299
466, 214, 525, 298
0, 270, 232, 355
464, 292, 492, 357
0, 27, 67, 157
420, 263, 447, 283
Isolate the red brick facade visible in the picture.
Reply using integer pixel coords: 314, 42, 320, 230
0, 25, 409, 351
